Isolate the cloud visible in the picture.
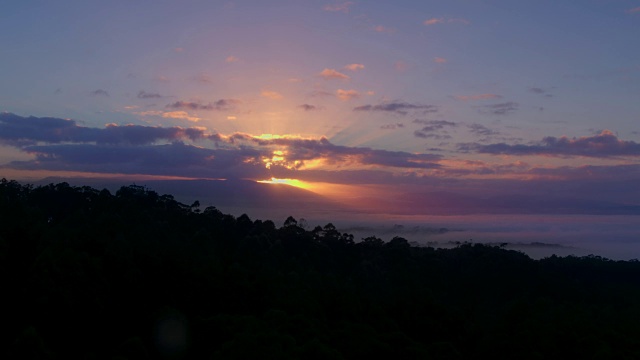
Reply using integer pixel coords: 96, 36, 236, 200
336, 89, 360, 101
299, 104, 319, 111
424, 17, 470, 26
626, 6, 640, 14
353, 102, 438, 115
477, 102, 519, 115
318, 68, 350, 80
373, 25, 395, 33
423, 18, 444, 26
261, 90, 283, 100
380, 123, 404, 130
344, 63, 365, 71
161, 111, 201, 122
226, 55, 239, 63
412, 120, 457, 138
434, 57, 447, 64
90, 89, 109, 97
137, 91, 163, 99
309, 90, 334, 98
460, 130, 640, 158
529, 87, 554, 97
0, 113, 206, 147
467, 123, 499, 136
454, 94, 502, 101
323, 1, 354, 13
166, 99, 240, 111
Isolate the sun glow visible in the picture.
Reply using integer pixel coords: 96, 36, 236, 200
257, 177, 315, 191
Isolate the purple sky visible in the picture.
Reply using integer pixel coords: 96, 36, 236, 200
1, 1, 640, 232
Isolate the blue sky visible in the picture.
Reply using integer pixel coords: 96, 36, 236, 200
1, 1, 640, 220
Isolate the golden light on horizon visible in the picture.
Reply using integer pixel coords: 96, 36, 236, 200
257, 177, 315, 191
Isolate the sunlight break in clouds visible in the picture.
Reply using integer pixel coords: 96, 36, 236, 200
318, 68, 350, 80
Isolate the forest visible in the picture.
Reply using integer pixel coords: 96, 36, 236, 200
2, 178, 640, 359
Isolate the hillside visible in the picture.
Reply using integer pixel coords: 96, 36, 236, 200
2, 178, 640, 359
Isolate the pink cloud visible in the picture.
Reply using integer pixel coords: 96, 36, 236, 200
374, 25, 395, 33
323, 1, 354, 13
226, 55, 239, 63
626, 6, 640, 13
423, 18, 444, 26
336, 89, 360, 101
344, 63, 365, 71
434, 57, 447, 64
318, 68, 350, 80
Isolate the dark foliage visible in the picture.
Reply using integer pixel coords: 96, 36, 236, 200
2, 178, 640, 359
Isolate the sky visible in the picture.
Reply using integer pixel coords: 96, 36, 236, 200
1, 1, 640, 252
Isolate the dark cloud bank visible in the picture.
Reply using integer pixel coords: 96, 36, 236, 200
2, 112, 640, 216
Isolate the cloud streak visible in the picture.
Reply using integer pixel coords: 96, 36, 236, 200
354, 102, 438, 115
460, 130, 640, 158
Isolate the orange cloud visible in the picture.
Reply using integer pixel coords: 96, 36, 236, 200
162, 111, 201, 122
336, 89, 360, 101
226, 55, 239, 63
454, 94, 502, 101
319, 68, 350, 80
434, 57, 447, 63
261, 90, 283, 100
344, 63, 365, 71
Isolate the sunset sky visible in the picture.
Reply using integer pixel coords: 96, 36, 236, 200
1, 0, 640, 231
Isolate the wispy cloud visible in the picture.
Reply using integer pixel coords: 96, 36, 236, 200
353, 101, 438, 115
528, 87, 554, 97
424, 17, 470, 26
166, 99, 240, 111
380, 123, 404, 130
626, 6, 640, 14
373, 25, 395, 33
299, 104, 319, 111
467, 123, 499, 136
459, 130, 640, 158
161, 111, 201, 122
226, 55, 239, 63
434, 57, 447, 64
454, 94, 502, 101
318, 68, 350, 80
260, 91, 284, 100
336, 89, 360, 101
137, 91, 163, 99
477, 101, 519, 115
423, 18, 444, 26
323, 1, 354, 13
344, 63, 365, 71
413, 120, 457, 138
90, 89, 109, 97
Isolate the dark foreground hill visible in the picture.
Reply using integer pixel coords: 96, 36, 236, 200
2, 178, 640, 359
